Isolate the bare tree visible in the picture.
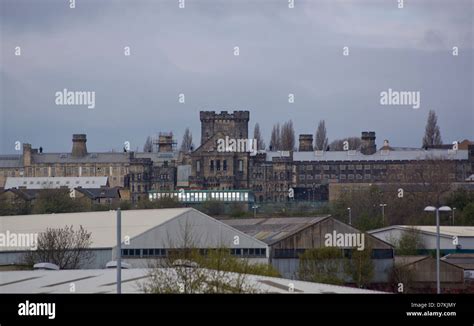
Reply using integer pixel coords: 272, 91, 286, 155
390, 157, 454, 207
391, 227, 425, 256
390, 260, 415, 293
269, 123, 281, 151
344, 244, 374, 288
329, 137, 362, 151
180, 128, 194, 153
253, 123, 265, 150
315, 120, 328, 151
298, 247, 345, 285
139, 220, 277, 293
280, 120, 295, 151
422, 110, 442, 147
23, 225, 93, 269
143, 136, 153, 153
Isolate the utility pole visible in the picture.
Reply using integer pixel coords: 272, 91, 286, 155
380, 203, 387, 225
117, 208, 122, 294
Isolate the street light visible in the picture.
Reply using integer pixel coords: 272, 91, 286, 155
347, 207, 352, 225
424, 205, 452, 294
452, 207, 456, 226
116, 208, 122, 294
379, 204, 387, 225
252, 204, 259, 218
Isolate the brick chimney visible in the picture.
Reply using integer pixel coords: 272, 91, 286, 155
361, 131, 376, 155
23, 143, 32, 166
298, 134, 314, 152
71, 134, 88, 157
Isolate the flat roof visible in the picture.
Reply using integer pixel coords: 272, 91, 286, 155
266, 149, 468, 162
0, 268, 385, 294
5, 177, 108, 189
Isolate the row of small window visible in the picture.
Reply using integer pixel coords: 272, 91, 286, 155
273, 249, 394, 259
150, 191, 250, 202
2, 170, 23, 177
131, 185, 148, 193
25, 166, 128, 177
250, 173, 292, 181
121, 248, 267, 257
299, 174, 373, 180
298, 164, 387, 171
196, 160, 245, 173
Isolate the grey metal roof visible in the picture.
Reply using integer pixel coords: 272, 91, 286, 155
30, 152, 131, 164
222, 216, 330, 245
0, 268, 384, 294
266, 149, 468, 162
0, 155, 23, 168
5, 177, 108, 189
136, 152, 178, 163
0, 208, 194, 250
369, 225, 474, 237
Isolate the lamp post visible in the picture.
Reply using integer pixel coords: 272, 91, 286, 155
116, 208, 122, 294
252, 204, 259, 218
424, 206, 452, 294
379, 204, 387, 225
347, 207, 352, 225
452, 207, 456, 226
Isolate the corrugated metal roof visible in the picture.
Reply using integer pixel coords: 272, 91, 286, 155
31, 153, 130, 164
136, 152, 178, 162
0, 155, 23, 168
369, 225, 474, 237
394, 256, 429, 266
222, 216, 330, 244
0, 268, 385, 294
266, 149, 468, 162
5, 177, 108, 189
0, 208, 193, 250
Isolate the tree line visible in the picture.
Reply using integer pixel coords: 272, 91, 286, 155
144, 110, 444, 152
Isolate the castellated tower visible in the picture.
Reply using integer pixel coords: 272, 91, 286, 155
200, 111, 250, 145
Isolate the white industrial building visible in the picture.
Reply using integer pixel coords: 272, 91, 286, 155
0, 208, 269, 269
0, 268, 384, 294
368, 226, 474, 253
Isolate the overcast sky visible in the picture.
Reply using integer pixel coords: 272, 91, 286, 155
1, 0, 473, 154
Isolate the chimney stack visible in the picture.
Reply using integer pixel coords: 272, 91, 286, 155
71, 134, 88, 157
23, 143, 32, 166
361, 131, 376, 155
298, 134, 314, 152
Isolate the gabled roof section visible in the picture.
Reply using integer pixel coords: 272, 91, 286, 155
222, 216, 331, 245
0, 208, 193, 250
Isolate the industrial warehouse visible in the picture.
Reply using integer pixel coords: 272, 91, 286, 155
0, 208, 268, 269
222, 216, 394, 281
